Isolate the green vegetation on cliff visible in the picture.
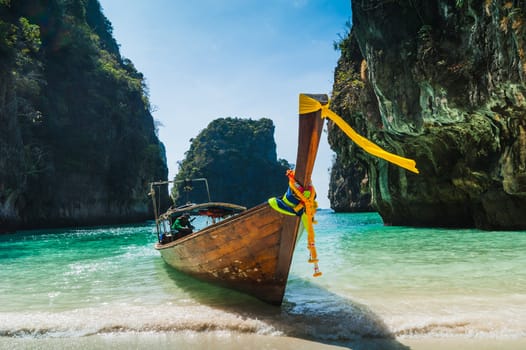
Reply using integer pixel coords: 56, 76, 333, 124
172, 117, 291, 208
0, 0, 168, 231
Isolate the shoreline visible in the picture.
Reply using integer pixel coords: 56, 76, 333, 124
401, 337, 526, 350
1, 333, 525, 350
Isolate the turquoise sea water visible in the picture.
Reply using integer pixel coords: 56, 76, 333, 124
1, 210, 525, 348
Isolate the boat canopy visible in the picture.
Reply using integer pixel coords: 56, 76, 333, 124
159, 202, 247, 221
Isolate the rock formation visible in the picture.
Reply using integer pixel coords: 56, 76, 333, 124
172, 117, 291, 208
328, 0, 526, 229
0, 0, 168, 232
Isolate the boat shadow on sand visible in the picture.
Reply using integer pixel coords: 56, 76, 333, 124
161, 264, 410, 350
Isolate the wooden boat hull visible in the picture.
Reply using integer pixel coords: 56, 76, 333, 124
153, 94, 327, 305
155, 202, 300, 305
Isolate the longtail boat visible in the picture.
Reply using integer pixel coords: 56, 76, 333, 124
149, 93, 419, 306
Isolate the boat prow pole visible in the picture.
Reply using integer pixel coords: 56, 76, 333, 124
274, 93, 328, 293
294, 94, 328, 186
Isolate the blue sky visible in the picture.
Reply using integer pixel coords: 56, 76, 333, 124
99, 1, 352, 208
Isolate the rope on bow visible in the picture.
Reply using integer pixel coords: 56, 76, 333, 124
285, 170, 322, 277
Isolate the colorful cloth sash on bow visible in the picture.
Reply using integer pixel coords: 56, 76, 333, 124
299, 94, 419, 174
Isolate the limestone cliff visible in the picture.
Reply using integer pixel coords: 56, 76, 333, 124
173, 118, 291, 208
329, 0, 526, 229
0, 0, 168, 232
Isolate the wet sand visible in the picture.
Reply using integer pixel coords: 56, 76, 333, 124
402, 337, 526, 350
2, 333, 525, 350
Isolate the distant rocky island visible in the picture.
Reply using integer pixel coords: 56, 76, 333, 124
328, 1, 526, 230
172, 117, 291, 208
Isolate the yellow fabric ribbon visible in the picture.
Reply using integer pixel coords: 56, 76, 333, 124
286, 170, 322, 277
299, 94, 419, 174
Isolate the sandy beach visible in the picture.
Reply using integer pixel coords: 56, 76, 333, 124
2, 333, 526, 350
